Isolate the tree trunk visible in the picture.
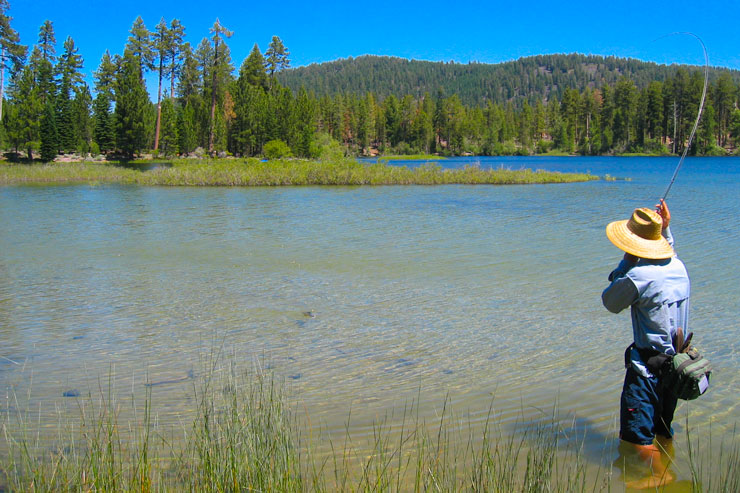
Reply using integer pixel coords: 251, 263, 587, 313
154, 58, 164, 151
170, 63, 175, 101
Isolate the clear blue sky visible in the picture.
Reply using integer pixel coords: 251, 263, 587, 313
7, 0, 739, 96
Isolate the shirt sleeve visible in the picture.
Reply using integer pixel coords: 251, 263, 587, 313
608, 258, 636, 282
602, 260, 639, 313
663, 226, 674, 247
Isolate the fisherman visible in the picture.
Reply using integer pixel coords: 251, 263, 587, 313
602, 199, 690, 489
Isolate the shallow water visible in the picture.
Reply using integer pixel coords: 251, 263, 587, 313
1, 157, 738, 479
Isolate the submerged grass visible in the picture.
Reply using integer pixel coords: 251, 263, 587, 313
2, 360, 737, 492
0, 158, 598, 187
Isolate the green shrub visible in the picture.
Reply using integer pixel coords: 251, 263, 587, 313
309, 133, 346, 161
642, 138, 672, 156
263, 139, 292, 160
89, 141, 101, 156
702, 144, 727, 156
536, 139, 555, 154
501, 140, 518, 155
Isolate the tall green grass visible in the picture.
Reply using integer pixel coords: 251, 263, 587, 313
2, 362, 737, 491
0, 158, 598, 187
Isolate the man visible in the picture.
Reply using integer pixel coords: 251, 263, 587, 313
602, 199, 690, 489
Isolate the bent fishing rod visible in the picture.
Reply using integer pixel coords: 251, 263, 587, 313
659, 32, 709, 201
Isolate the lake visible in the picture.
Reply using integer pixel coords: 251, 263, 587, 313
1, 156, 738, 482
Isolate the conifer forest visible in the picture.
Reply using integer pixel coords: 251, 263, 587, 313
3, 3, 740, 161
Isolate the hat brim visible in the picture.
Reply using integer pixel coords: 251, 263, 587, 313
606, 220, 674, 259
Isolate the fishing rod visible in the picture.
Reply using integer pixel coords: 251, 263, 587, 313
660, 32, 709, 201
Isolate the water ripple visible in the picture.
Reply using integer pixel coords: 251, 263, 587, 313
1, 158, 739, 453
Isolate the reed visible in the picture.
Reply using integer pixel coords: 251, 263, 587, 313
0, 162, 140, 185
3, 359, 737, 492
1, 158, 598, 187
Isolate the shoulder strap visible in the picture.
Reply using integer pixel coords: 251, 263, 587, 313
674, 327, 685, 353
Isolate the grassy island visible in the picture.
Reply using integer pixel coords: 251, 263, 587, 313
1, 158, 598, 187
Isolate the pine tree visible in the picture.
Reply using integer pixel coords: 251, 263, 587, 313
56, 36, 83, 153
265, 35, 289, 87
92, 50, 117, 153
294, 87, 315, 157
207, 19, 233, 154
167, 19, 185, 100
36, 56, 55, 105
93, 92, 115, 152
270, 85, 295, 147
194, 38, 212, 91
73, 85, 93, 153
37, 20, 55, 61
644, 81, 663, 141
175, 42, 207, 150
613, 78, 636, 150
230, 79, 266, 156
410, 96, 433, 153
40, 99, 58, 162
7, 57, 40, 156
56, 81, 74, 152
126, 16, 154, 74
158, 96, 178, 155
93, 50, 117, 100
518, 101, 533, 149
177, 101, 197, 154
580, 88, 601, 154
384, 94, 400, 147
713, 73, 735, 147
667, 69, 689, 154
696, 103, 717, 154
176, 42, 200, 100
152, 18, 170, 152
559, 88, 580, 151
241, 43, 267, 90
0, 0, 27, 121
547, 96, 565, 150
699, 104, 716, 154
534, 101, 546, 140
729, 108, 740, 148
446, 95, 466, 153
114, 50, 149, 158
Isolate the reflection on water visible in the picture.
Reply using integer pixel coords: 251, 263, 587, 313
1, 157, 738, 482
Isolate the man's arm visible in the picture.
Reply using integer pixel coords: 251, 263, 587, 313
602, 257, 639, 313
663, 226, 674, 247
656, 199, 675, 247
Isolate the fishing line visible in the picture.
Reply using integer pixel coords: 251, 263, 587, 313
654, 32, 710, 201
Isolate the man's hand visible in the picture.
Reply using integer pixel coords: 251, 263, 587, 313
656, 199, 671, 230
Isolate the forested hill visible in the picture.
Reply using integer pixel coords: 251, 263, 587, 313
277, 53, 740, 107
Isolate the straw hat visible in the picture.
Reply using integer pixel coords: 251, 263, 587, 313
606, 208, 674, 259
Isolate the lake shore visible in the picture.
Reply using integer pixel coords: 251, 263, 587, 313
0, 158, 598, 186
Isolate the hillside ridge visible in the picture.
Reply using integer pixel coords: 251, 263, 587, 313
277, 53, 740, 107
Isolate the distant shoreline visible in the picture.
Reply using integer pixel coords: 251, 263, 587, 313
0, 158, 599, 186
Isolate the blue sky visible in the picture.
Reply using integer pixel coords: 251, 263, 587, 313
7, 0, 739, 96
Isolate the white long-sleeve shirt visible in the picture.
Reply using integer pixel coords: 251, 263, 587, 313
602, 227, 691, 377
